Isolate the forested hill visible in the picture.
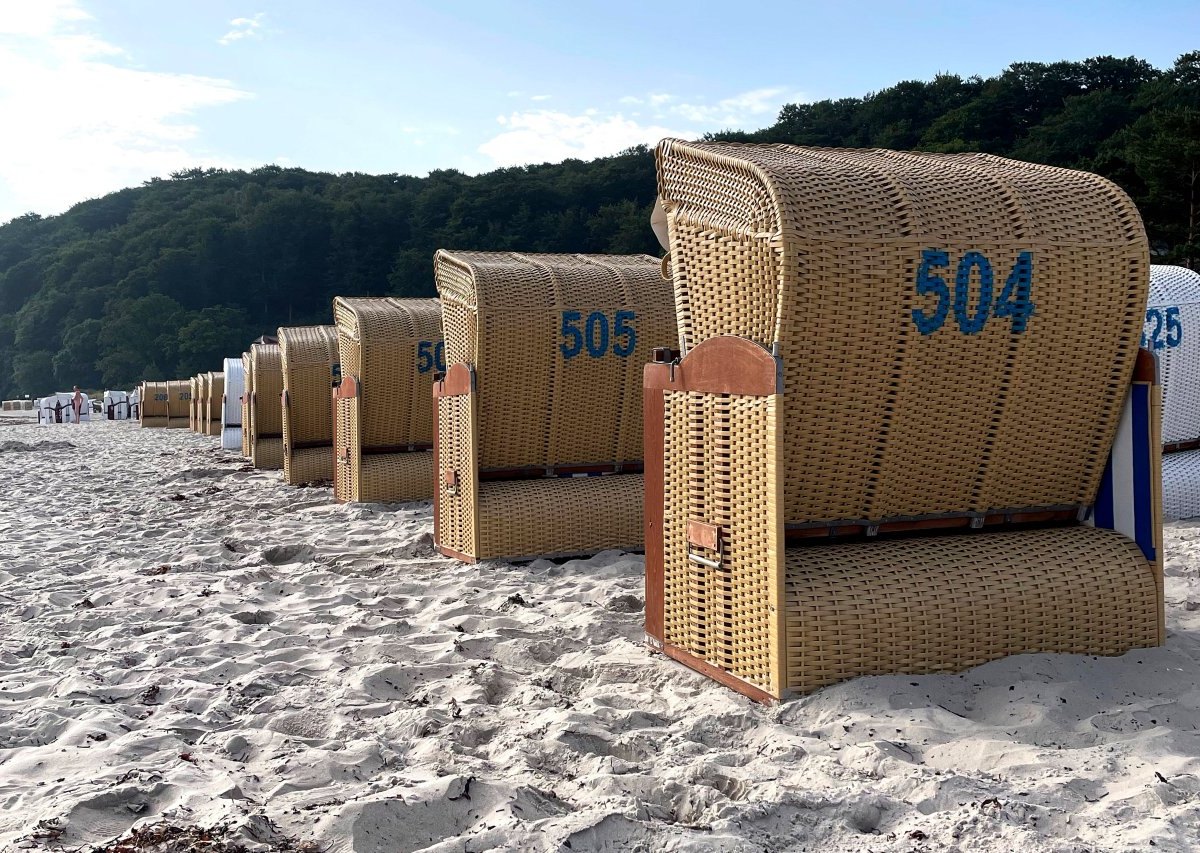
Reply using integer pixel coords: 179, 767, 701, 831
0, 52, 1196, 398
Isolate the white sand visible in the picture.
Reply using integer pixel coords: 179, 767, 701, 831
2, 417, 1199, 852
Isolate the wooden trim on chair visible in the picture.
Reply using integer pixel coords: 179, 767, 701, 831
657, 641, 778, 705
334, 376, 359, 400
433, 363, 475, 398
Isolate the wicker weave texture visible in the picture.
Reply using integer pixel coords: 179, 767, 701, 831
1147, 265, 1200, 446
436, 391, 478, 555
285, 447, 334, 484
1163, 449, 1200, 520
140, 381, 169, 426
250, 343, 283, 470
435, 251, 676, 470
783, 527, 1158, 693
253, 437, 284, 471
332, 297, 441, 502
241, 353, 252, 456
474, 475, 644, 560
661, 388, 783, 693
208, 372, 224, 436
198, 374, 210, 432
280, 325, 339, 485
656, 141, 1149, 525
166, 380, 191, 429
189, 376, 199, 431
333, 297, 442, 448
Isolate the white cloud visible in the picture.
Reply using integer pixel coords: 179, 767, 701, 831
218, 13, 265, 46
478, 110, 695, 167
475, 86, 803, 170
670, 87, 802, 126
0, 0, 251, 222
619, 86, 802, 127
530, 94, 551, 102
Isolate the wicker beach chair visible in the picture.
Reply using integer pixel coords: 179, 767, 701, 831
644, 140, 1164, 701
199, 373, 209, 433
279, 325, 339, 485
240, 353, 252, 456
433, 251, 676, 562
250, 343, 284, 470
1146, 265, 1200, 520
332, 297, 442, 503
140, 382, 167, 427
189, 376, 198, 431
207, 372, 224, 437
165, 380, 191, 429
222, 358, 244, 451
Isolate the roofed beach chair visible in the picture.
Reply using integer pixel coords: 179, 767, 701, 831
166, 380, 190, 429
207, 372, 224, 437
332, 297, 442, 503
250, 342, 284, 470
1146, 265, 1200, 520
644, 140, 1164, 701
433, 251, 676, 562
279, 324, 339, 485
189, 376, 198, 431
140, 382, 168, 428
222, 357, 245, 451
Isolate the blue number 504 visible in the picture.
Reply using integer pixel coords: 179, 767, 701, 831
913, 250, 1034, 336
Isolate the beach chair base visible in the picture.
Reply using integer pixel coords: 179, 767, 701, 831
252, 437, 284, 470
141, 417, 170, 428
285, 445, 333, 486
333, 450, 433, 504
436, 472, 644, 563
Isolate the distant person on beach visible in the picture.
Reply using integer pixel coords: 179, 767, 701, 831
72, 386, 83, 423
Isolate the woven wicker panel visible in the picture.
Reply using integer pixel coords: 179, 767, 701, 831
474, 474, 644, 561
280, 325, 339, 485
1163, 449, 1200, 521
140, 381, 169, 425
334, 392, 356, 499
661, 389, 783, 694
208, 372, 224, 437
436, 392, 478, 557
435, 251, 676, 470
783, 526, 1158, 693
189, 377, 198, 431
286, 446, 334, 485
241, 353, 252, 457
202, 374, 211, 432
1146, 265, 1200, 446
656, 141, 1149, 525
166, 380, 191, 429
333, 297, 442, 448
252, 437, 284, 471
357, 451, 434, 503
250, 344, 283, 470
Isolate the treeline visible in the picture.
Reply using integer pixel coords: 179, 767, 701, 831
0, 52, 1195, 398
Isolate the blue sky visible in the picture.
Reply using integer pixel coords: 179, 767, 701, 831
0, 0, 1197, 224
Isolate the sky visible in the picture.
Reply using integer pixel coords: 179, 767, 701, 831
0, 0, 1197, 224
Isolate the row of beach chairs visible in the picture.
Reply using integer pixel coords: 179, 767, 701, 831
128, 141, 1195, 701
